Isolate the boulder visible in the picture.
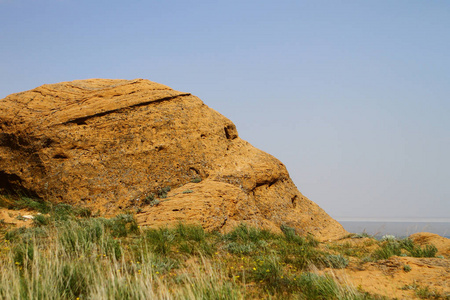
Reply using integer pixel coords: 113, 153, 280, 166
0, 79, 347, 239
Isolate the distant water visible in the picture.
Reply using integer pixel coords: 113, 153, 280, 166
337, 220, 450, 239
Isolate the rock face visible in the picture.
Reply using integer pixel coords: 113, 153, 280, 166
0, 79, 346, 239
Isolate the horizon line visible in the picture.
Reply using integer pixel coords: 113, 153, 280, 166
335, 217, 450, 223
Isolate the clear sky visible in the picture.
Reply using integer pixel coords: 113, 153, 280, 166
1, 0, 449, 220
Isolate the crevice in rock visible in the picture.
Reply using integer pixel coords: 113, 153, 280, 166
291, 195, 298, 208
41, 138, 55, 148
0, 133, 36, 153
219, 216, 228, 230
74, 119, 87, 125
189, 167, 199, 175
53, 153, 69, 159
0, 171, 41, 199
253, 177, 279, 190
63, 93, 191, 126
224, 124, 238, 140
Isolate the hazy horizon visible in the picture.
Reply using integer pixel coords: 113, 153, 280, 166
1, 1, 449, 221
336, 217, 450, 222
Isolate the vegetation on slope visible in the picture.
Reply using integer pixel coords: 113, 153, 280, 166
0, 195, 445, 299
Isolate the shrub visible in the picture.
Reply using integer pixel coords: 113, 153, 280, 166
280, 224, 306, 245
324, 254, 349, 269
225, 242, 256, 255
58, 262, 89, 298
408, 244, 438, 258
13, 242, 34, 266
175, 223, 206, 242
352, 232, 372, 239
149, 199, 160, 207
222, 224, 273, 256
16, 197, 51, 214
58, 219, 104, 254
415, 286, 443, 299
143, 193, 155, 205
5, 227, 27, 242
372, 241, 401, 260
250, 256, 284, 291
224, 224, 275, 243
381, 235, 396, 242
145, 227, 175, 255
75, 207, 92, 218
297, 273, 342, 299
157, 186, 171, 198
33, 214, 49, 226
399, 238, 438, 258
107, 214, 139, 238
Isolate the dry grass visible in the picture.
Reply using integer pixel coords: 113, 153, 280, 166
2, 198, 440, 299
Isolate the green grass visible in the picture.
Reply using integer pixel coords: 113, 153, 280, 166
0, 206, 388, 300
3, 196, 442, 299
371, 237, 439, 260
372, 240, 402, 260
400, 238, 438, 258
191, 177, 202, 183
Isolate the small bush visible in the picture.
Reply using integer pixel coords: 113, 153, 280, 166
372, 241, 401, 260
16, 197, 51, 214
281, 224, 305, 245
175, 224, 205, 242
224, 224, 275, 243
408, 244, 438, 258
250, 256, 284, 291
75, 207, 92, 218
145, 227, 175, 255
403, 264, 412, 272
225, 242, 256, 255
107, 214, 139, 238
157, 186, 171, 198
399, 238, 438, 258
52, 203, 75, 221
58, 263, 89, 298
381, 235, 396, 242
306, 234, 319, 247
149, 199, 160, 207
143, 193, 155, 205
13, 242, 34, 266
58, 219, 104, 254
415, 286, 443, 299
352, 232, 372, 239
324, 254, 349, 269
33, 214, 49, 226
297, 273, 342, 299
5, 227, 27, 241
222, 224, 274, 256
191, 177, 202, 183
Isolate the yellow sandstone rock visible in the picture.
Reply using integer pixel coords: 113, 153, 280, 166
0, 79, 346, 239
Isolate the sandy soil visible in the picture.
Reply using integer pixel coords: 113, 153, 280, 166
320, 233, 450, 299
0, 207, 36, 228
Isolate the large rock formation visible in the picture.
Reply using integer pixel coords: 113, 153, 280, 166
0, 79, 346, 239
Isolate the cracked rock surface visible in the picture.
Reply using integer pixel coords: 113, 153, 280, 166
0, 78, 347, 239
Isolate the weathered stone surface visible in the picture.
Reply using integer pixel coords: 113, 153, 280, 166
0, 79, 347, 239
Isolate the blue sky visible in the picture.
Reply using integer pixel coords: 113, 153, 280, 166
1, 0, 449, 220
